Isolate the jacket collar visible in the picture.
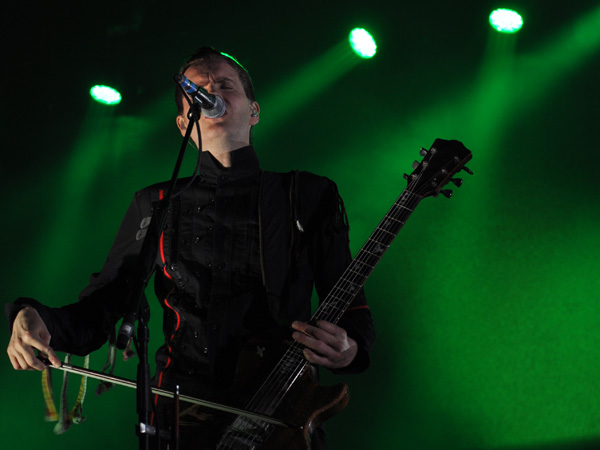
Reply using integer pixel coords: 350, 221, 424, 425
199, 146, 261, 184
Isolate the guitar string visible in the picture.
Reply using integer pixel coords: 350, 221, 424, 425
256, 163, 448, 398
217, 159, 446, 448
216, 186, 423, 447
219, 187, 427, 449
217, 192, 426, 450
246, 193, 422, 393
223, 149, 474, 447
218, 150, 468, 447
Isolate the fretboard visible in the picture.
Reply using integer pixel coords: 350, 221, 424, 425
312, 188, 422, 325
218, 138, 473, 449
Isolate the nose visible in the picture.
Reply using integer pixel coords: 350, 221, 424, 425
203, 82, 220, 96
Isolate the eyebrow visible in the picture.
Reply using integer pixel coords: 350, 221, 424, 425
195, 75, 237, 86
191, 72, 240, 88
213, 76, 236, 84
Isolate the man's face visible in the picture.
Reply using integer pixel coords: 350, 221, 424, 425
177, 60, 259, 149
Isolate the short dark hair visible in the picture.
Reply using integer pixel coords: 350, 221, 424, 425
175, 47, 255, 115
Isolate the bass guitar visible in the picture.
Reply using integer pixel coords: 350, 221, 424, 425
213, 138, 473, 449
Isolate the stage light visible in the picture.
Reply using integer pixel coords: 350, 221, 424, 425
90, 85, 122, 105
349, 28, 377, 58
489, 9, 523, 33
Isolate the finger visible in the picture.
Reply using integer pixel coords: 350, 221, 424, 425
292, 331, 339, 360
292, 321, 333, 341
34, 336, 61, 368
317, 321, 352, 352
314, 320, 343, 335
299, 324, 345, 352
13, 351, 30, 371
7, 351, 24, 370
7, 341, 27, 370
20, 332, 60, 368
291, 320, 324, 332
12, 333, 50, 369
301, 348, 337, 368
12, 340, 46, 371
44, 346, 62, 369
291, 321, 309, 333
23, 346, 48, 371
315, 321, 349, 344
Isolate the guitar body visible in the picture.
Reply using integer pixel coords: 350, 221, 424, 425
212, 332, 349, 449
258, 367, 349, 450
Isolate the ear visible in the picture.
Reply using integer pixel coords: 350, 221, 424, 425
249, 101, 260, 126
176, 115, 187, 137
176, 114, 200, 150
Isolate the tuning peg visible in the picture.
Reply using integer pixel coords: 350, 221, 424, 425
450, 178, 463, 187
441, 190, 453, 198
412, 160, 420, 170
419, 147, 428, 156
462, 166, 474, 175
403, 173, 410, 180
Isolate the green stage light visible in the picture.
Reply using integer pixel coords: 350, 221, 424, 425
90, 85, 122, 105
349, 28, 377, 58
489, 8, 523, 33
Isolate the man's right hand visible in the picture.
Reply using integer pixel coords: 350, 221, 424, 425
7, 306, 61, 371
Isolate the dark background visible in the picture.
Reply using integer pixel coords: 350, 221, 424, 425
1, 1, 599, 449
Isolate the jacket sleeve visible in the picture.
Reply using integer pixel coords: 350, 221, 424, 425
308, 176, 376, 374
8, 190, 152, 356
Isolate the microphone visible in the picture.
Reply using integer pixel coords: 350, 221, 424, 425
174, 74, 226, 119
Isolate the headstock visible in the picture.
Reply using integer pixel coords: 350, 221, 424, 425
404, 139, 473, 198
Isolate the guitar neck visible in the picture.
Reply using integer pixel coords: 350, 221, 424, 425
313, 188, 423, 325
228, 138, 472, 426
243, 188, 423, 416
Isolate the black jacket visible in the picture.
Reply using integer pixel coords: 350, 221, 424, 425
10, 147, 375, 399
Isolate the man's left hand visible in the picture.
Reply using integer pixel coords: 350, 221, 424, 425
291, 320, 357, 369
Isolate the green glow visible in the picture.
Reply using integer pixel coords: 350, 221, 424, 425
258, 41, 360, 137
349, 28, 377, 58
489, 9, 523, 33
220, 51, 250, 73
90, 85, 122, 105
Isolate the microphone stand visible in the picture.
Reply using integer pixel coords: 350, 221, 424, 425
116, 101, 203, 450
